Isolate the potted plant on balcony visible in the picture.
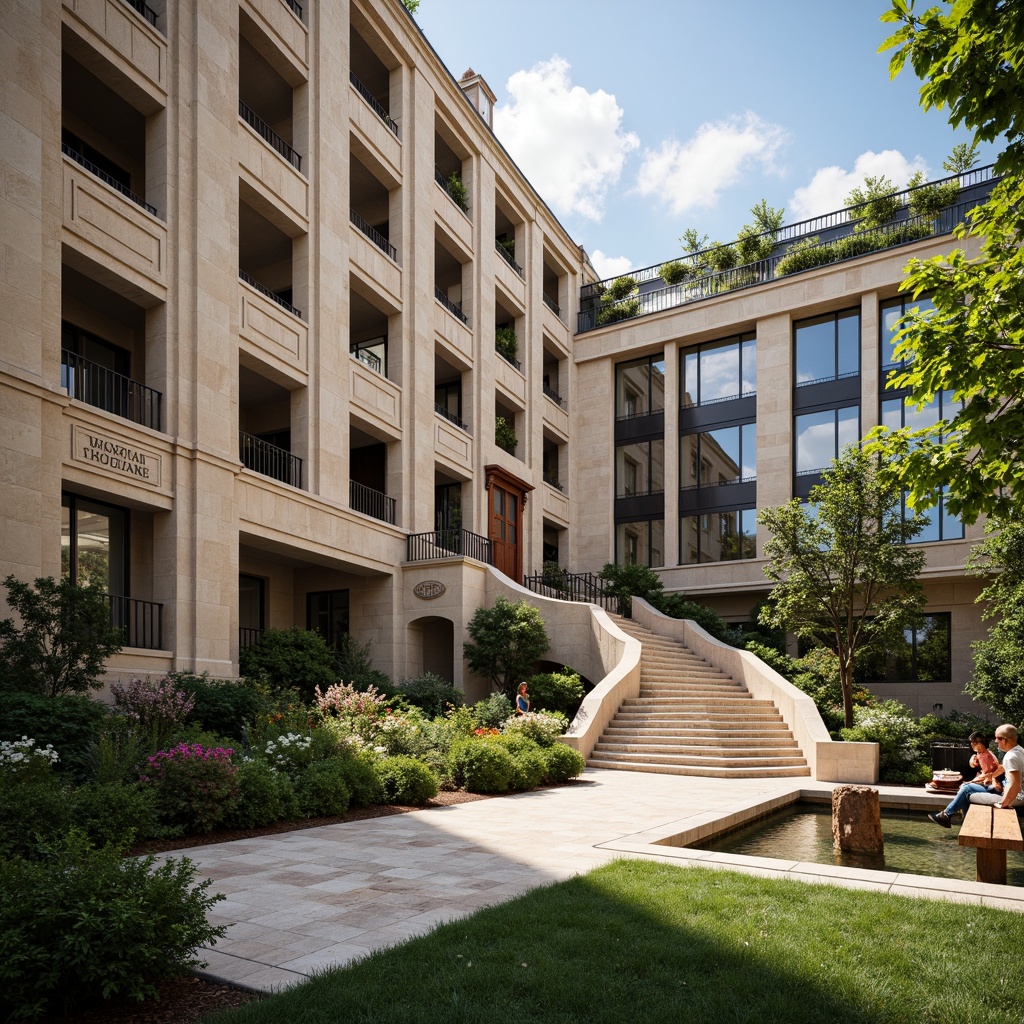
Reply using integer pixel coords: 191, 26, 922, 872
495, 325, 518, 364
445, 171, 468, 211
495, 415, 517, 455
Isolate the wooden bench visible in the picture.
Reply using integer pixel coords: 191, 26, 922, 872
958, 803, 1024, 884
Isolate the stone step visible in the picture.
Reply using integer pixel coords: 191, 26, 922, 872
586, 757, 811, 779
602, 730, 798, 747
590, 747, 807, 767
638, 683, 748, 695
620, 697, 777, 709
593, 741, 800, 757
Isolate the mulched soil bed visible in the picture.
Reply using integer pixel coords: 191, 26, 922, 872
43, 791, 492, 1024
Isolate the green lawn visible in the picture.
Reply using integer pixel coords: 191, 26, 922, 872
208, 859, 1023, 1024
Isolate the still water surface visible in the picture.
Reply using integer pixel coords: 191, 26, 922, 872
693, 802, 1024, 886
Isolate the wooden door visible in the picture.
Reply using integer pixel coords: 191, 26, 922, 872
490, 483, 520, 579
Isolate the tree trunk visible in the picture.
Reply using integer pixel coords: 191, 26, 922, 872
840, 662, 855, 729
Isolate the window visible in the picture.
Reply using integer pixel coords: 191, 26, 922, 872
682, 333, 756, 406
680, 424, 755, 488
615, 519, 664, 567
351, 336, 387, 376
680, 508, 757, 564
615, 440, 664, 497
795, 406, 859, 475
881, 294, 934, 377
307, 590, 350, 649
794, 309, 860, 386
858, 613, 951, 683
616, 355, 665, 419
239, 574, 265, 648
61, 493, 128, 596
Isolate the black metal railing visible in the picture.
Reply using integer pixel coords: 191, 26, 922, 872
350, 479, 396, 524
238, 269, 302, 318
238, 101, 302, 171
521, 569, 617, 611
239, 431, 303, 488
352, 348, 382, 373
407, 529, 493, 564
350, 208, 398, 261
108, 594, 162, 650
496, 241, 524, 278
283, 0, 303, 21
578, 169, 1000, 333
497, 348, 522, 372
239, 626, 264, 650
435, 169, 469, 213
61, 142, 157, 216
543, 472, 564, 492
349, 72, 399, 136
122, 0, 159, 28
62, 350, 163, 431
435, 402, 470, 432
543, 383, 566, 409
435, 286, 468, 325
543, 293, 562, 318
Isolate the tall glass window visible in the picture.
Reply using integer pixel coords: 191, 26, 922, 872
858, 613, 951, 682
794, 309, 860, 386
616, 440, 664, 497
615, 519, 664, 567
616, 354, 665, 419
680, 508, 757, 564
307, 589, 350, 649
61, 493, 128, 596
680, 424, 755, 488
682, 334, 756, 406
881, 295, 934, 376
795, 407, 859, 475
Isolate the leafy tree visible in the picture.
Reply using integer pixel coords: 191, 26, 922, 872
965, 521, 1024, 722
462, 597, 550, 697
867, 1, 1024, 524
757, 447, 928, 728
0, 575, 123, 697
239, 626, 337, 702
598, 562, 663, 616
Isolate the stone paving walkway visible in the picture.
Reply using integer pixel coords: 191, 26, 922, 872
166, 769, 1024, 993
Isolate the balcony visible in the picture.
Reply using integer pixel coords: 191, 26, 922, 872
108, 594, 162, 649
435, 402, 469, 432
239, 626, 264, 650
407, 529, 492, 564
283, 0, 303, 21
496, 240, 524, 278
61, 141, 157, 216
435, 169, 469, 214
239, 269, 302, 318
62, 350, 162, 431
543, 382, 566, 409
350, 71, 398, 137
435, 286, 468, 325
122, 0, 159, 29
543, 293, 561, 318
239, 431, 303, 488
578, 166, 1000, 333
350, 209, 398, 262
239, 101, 302, 172
350, 479, 396, 524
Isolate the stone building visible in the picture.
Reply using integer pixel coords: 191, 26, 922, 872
0, 0, 994, 714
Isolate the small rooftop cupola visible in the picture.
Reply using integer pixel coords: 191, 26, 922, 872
459, 68, 495, 130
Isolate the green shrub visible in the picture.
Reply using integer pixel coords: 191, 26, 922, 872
295, 759, 352, 817
658, 260, 692, 285
334, 756, 384, 807
333, 634, 393, 692
81, 714, 152, 784
239, 627, 338, 702
0, 693, 107, 775
445, 171, 468, 210
0, 829, 225, 1021
374, 755, 439, 805
917, 709, 992, 745
704, 242, 738, 272
495, 325, 519, 363
110, 676, 195, 753
595, 297, 641, 326
396, 673, 463, 718
175, 673, 264, 739
472, 692, 514, 729
543, 742, 585, 782
0, 772, 68, 859
447, 738, 513, 793
508, 747, 547, 790
840, 700, 926, 783
599, 562, 663, 616
502, 711, 568, 747
525, 669, 584, 718
224, 759, 300, 828
604, 275, 638, 301
69, 781, 159, 847
140, 743, 240, 833
653, 595, 739, 643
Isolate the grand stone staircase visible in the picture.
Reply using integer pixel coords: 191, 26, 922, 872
588, 616, 810, 778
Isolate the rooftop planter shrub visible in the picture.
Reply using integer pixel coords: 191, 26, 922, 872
907, 171, 960, 218
603, 275, 638, 301
595, 297, 640, 326
658, 260, 693, 285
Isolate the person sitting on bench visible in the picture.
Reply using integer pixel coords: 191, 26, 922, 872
929, 724, 1024, 828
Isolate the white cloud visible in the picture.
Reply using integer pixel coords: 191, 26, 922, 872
494, 57, 639, 221
590, 250, 633, 280
634, 114, 788, 217
788, 150, 929, 221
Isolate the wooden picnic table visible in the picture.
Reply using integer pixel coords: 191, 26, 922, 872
957, 803, 1024, 885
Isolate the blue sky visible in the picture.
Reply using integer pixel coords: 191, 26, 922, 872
413, 0, 993, 279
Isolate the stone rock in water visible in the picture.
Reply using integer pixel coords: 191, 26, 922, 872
831, 785, 883, 855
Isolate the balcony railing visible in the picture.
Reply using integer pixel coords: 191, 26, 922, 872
350, 479, 396, 524
352, 348, 382, 374
579, 167, 1000, 333
435, 402, 470, 432
521, 569, 616, 612
61, 142, 157, 216
496, 241, 524, 278
239, 626, 264, 650
62, 350, 163, 431
239, 431, 303, 488
350, 208, 398, 262
108, 594, 163, 650
238, 101, 302, 171
543, 382, 566, 409
238, 269, 302, 318
283, 0, 303, 21
407, 529, 493, 564
122, 0, 159, 29
543, 472, 564, 492
435, 169, 469, 213
543, 293, 562, 318
349, 72, 399, 136
497, 349, 522, 372
435, 286, 468, 325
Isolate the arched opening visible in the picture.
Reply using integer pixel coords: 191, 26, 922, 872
408, 615, 455, 682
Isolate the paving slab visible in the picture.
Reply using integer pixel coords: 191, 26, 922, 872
158, 769, 1024, 993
